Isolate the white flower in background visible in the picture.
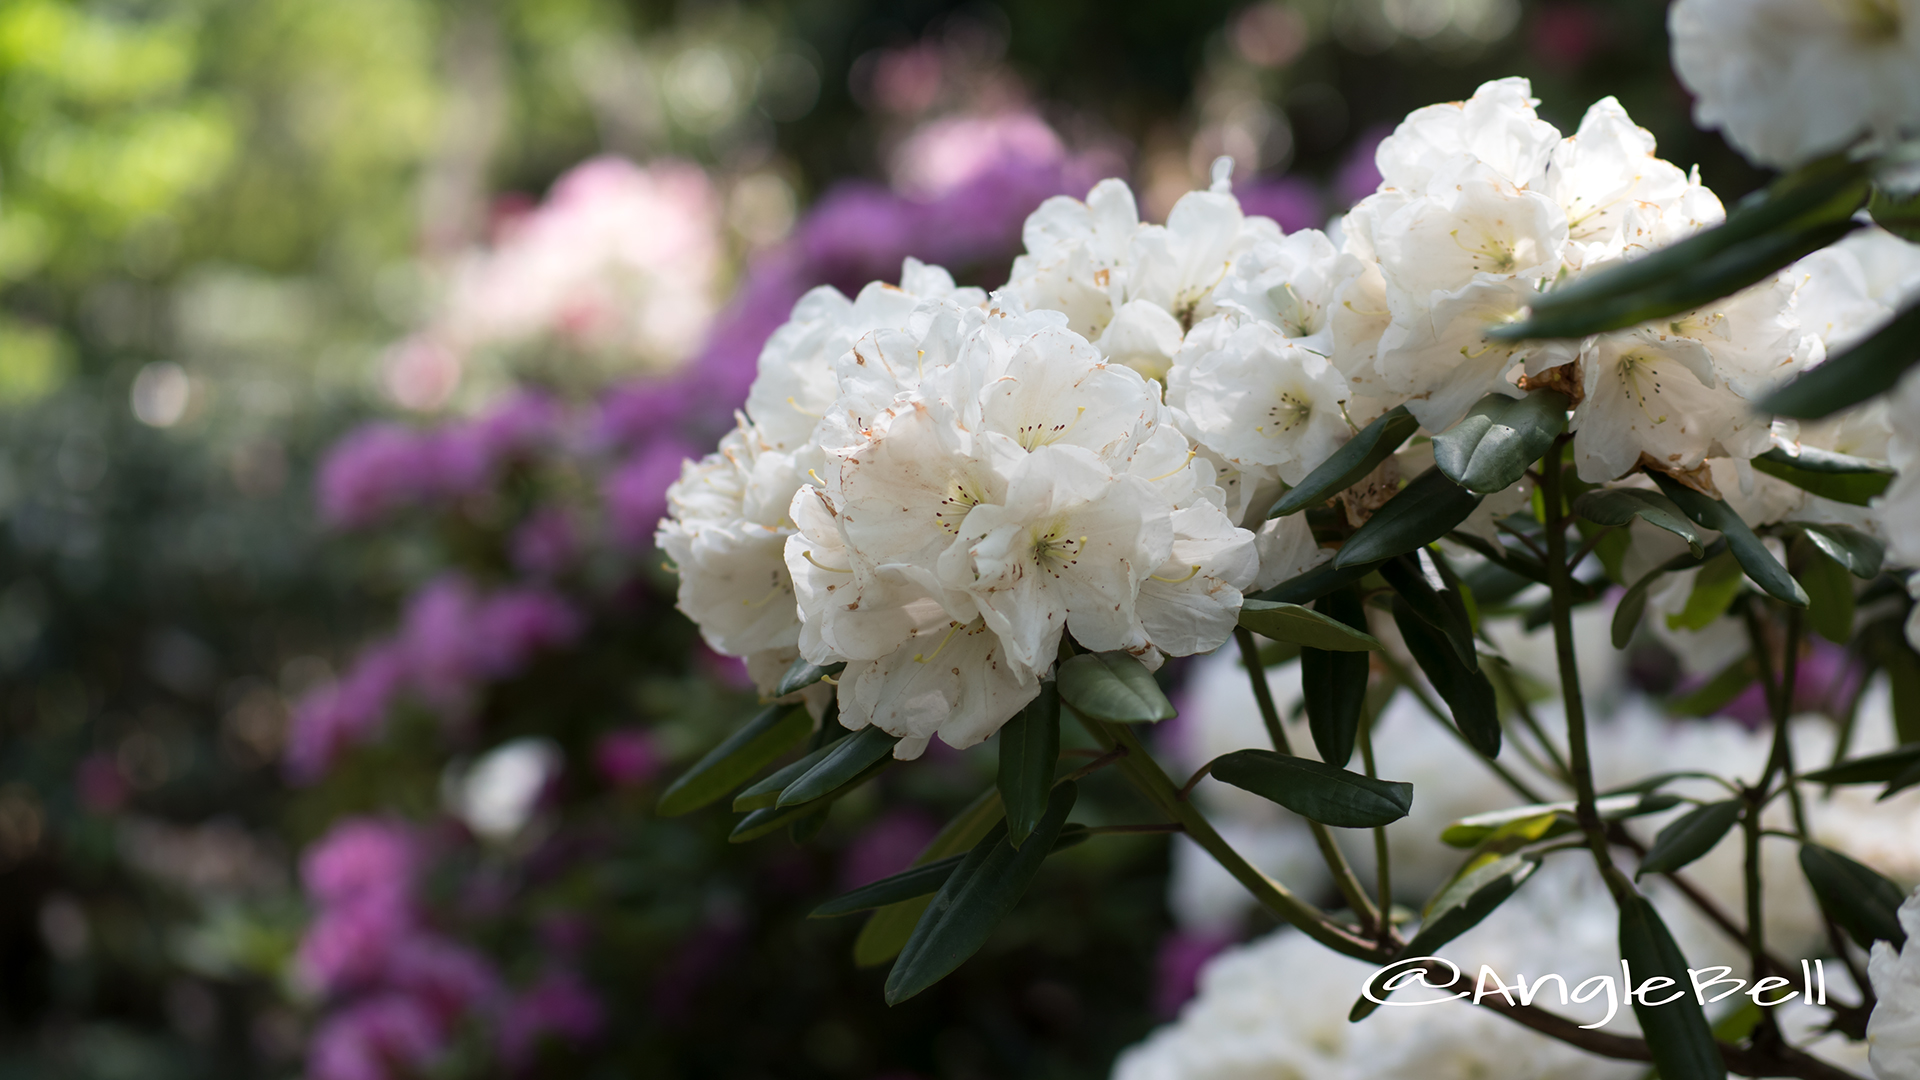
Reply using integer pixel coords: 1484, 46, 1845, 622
1669, 0, 1920, 171
1869, 889, 1920, 1080
784, 305, 1256, 758
1878, 369, 1920, 569
438, 157, 724, 371
446, 737, 562, 842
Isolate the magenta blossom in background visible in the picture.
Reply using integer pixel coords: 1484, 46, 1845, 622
285, 644, 410, 784
511, 508, 576, 578
604, 437, 703, 548
307, 994, 445, 1080
498, 970, 606, 1070
1335, 126, 1392, 209
1233, 177, 1324, 233
593, 727, 665, 789
838, 810, 941, 893
301, 818, 418, 909
1528, 2, 1609, 70
1711, 638, 1864, 727
1153, 928, 1237, 1019
317, 393, 559, 529
75, 754, 127, 814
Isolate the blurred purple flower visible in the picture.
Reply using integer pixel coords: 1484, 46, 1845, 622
302, 818, 418, 909
298, 899, 414, 995
1153, 928, 1236, 1018
307, 994, 445, 1080
838, 809, 941, 893
316, 393, 560, 530
386, 934, 506, 1021
472, 587, 585, 676
511, 508, 576, 578
1714, 638, 1864, 726
604, 438, 702, 548
498, 970, 605, 1069
1529, 2, 1609, 70
1335, 126, 1391, 208
1234, 176, 1325, 233
284, 644, 409, 784
593, 727, 665, 789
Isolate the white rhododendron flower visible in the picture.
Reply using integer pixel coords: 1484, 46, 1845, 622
1670, 0, 1920, 171
1869, 888, 1920, 1080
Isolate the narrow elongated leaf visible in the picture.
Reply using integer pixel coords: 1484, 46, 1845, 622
1572, 488, 1703, 557
1270, 406, 1420, 517
1301, 586, 1370, 766
1432, 391, 1569, 493
1620, 895, 1728, 1080
1351, 855, 1538, 1020
777, 725, 901, 807
1800, 843, 1910, 949
1793, 521, 1885, 578
1334, 468, 1485, 568
657, 704, 812, 817
1056, 651, 1175, 723
884, 782, 1079, 1004
1872, 184, 1920, 242
776, 657, 848, 697
1797, 542, 1856, 644
734, 727, 849, 811
1802, 743, 1920, 785
1445, 529, 1555, 586
854, 790, 1005, 967
1391, 598, 1500, 757
1252, 557, 1381, 605
1637, 800, 1743, 878
1209, 749, 1412, 828
729, 759, 889, 842
1882, 757, 1920, 801
1494, 158, 1869, 341
811, 827, 1092, 919
1236, 599, 1382, 651
1670, 657, 1758, 718
1649, 474, 1807, 608
1761, 301, 1920, 419
1379, 554, 1477, 669
1441, 792, 1682, 847
1749, 446, 1895, 506
1613, 542, 1725, 647
1668, 551, 1745, 632
998, 683, 1060, 848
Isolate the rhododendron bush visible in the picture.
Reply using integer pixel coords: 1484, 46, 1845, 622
651, 51, 1920, 1080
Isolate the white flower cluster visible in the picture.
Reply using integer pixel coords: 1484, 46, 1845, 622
660, 76, 1920, 757
1870, 888, 1920, 1080
1670, 0, 1920, 174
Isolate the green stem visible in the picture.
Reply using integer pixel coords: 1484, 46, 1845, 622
1076, 712, 1390, 962
1487, 658, 1572, 786
1359, 708, 1393, 948
1375, 650, 1548, 804
1541, 438, 1634, 904
1233, 627, 1380, 933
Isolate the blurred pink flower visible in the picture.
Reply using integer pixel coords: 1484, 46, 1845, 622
891, 112, 1065, 198
75, 754, 127, 814
510, 508, 576, 578
301, 818, 418, 909
594, 728, 665, 789
307, 994, 445, 1080
498, 970, 605, 1069
1153, 928, 1237, 1018
1528, 3, 1609, 70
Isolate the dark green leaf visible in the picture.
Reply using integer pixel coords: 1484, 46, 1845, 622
657, 705, 812, 817
1236, 599, 1382, 651
1793, 521, 1885, 578
1871, 184, 1920, 242
1334, 468, 1485, 569
1209, 749, 1412, 828
1620, 895, 1728, 1080
1750, 447, 1895, 506
1613, 542, 1725, 648
1637, 800, 1743, 878
1352, 854, 1538, 1021
1572, 488, 1703, 558
1802, 743, 1920, 785
728, 760, 888, 843
1299, 586, 1372, 766
884, 782, 1079, 1004
1667, 551, 1745, 632
777, 725, 901, 807
1270, 406, 1420, 517
1649, 474, 1807, 608
1431, 391, 1569, 494
775, 657, 848, 697
1391, 597, 1500, 757
854, 789, 1005, 967
1056, 651, 1175, 723
1670, 657, 1757, 718
998, 683, 1060, 849
733, 726, 849, 812
1494, 157, 1869, 341
1882, 757, 1920, 801
1251, 557, 1381, 605
1796, 541, 1856, 644
1800, 843, 1910, 950
1598, 771, 1730, 797
1761, 302, 1920, 419
811, 827, 1090, 919
1379, 554, 1477, 670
